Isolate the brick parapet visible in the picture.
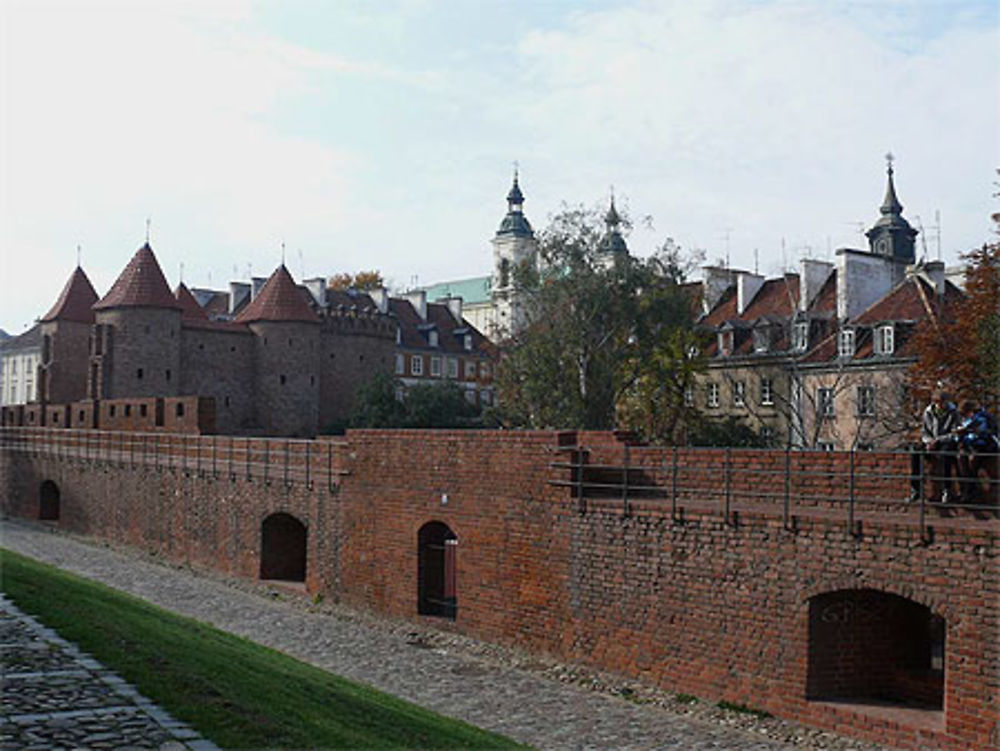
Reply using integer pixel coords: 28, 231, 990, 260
1, 427, 996, 750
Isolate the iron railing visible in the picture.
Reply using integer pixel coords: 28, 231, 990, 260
0, 427, 350, 493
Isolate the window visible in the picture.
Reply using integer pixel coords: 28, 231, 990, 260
136, 368, 144, 380
718, 331, 733, 356
707, 382, 720, 408
760, 377, 774, 406
733, 381, 746, 407
411, 355, 423, 376
874, 324, 895, 355
753, 327, 770, 353
817, 441, 836, 451
837, 329, 855, 359
124, 404, 132, 417
684, 385, 694, 407
464, 334, 472, 351
465, 389, 477, 405
857, 385, 876, 417
395, 354, 405, 375
761, 426, 775, 445
280, 374, 287, 385
176, 402, 185, 417
395, 326, 401, 345
430, 356, 442, 377
793, 321, 809, 351
465, 360, 477, 379
818, 387, 835, 417
428, 329, 439, 347
140, 404, 148, 417
447, 357, 458, 379
109, 404, 116, 417
165, 368, 172, 382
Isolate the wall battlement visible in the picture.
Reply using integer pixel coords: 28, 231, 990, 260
1, 427, 997, 751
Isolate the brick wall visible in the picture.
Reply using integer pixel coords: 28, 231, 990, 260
1, 427, 996, 751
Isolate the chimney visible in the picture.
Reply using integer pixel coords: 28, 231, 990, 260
228, 282, 250, 315
836, 248, 893, 320
799, 259, 834, 312
701, 266, 737, 315
405, 289, 427, 322
736, 272, 765, 315
368, 287, 389, 314
303, 277, 327, 308
443, 296, 463, 323
250, 276, 267, 301
922, 260, 946, 296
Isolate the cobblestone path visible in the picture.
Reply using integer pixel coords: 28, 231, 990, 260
0, 593, 218, 751
1, 520, 887, 750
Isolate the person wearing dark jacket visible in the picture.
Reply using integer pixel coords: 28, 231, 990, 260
953, 400, 1000, 502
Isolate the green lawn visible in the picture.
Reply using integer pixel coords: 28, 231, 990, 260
0, 549, 525, 750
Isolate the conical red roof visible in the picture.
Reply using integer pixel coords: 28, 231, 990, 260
234, 265, 319, 324
94, 243, 180, 310
41, 266, 98, 323
175, 283, 208, 321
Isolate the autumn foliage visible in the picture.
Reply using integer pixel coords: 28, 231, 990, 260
910, 241, 1000, 413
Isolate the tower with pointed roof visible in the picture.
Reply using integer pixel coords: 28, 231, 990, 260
490, 169, 537, 340
597, 193, 629, 267
235, 264, 322, 436
90, 243, 183, 399
38, 265, 99, 404
865, 154, 918, 265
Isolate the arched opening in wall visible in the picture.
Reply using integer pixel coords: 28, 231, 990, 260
39, 480, 60, 521
417, 521, 457, 619
807, 589, 944, 711
259, 513, 307, 582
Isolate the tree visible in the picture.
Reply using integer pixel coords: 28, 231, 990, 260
910, 241, 1000, 413
328, 270, 385, 291
496, 205, 702, 435
349, 372, 480, 429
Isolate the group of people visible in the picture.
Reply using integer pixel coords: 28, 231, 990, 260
912, 388, 1000, 504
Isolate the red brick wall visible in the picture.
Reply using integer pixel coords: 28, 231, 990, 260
1, 427, 996, 751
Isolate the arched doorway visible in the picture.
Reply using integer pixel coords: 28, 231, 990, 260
39, 480, 60, 521
259, 513, 307, 582
417, 521, 457, 619
807, 589, 944, 709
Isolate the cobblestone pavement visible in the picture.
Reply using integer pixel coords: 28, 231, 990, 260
0, 520, 889, 750
0, 593, 219, 751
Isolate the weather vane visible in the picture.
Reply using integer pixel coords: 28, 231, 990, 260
145, 217, 151, 244
885, 151, 894, 174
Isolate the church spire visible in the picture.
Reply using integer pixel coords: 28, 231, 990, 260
599, 189, 628, 256
496, 166, 533, 238
880, 152, 903, 217
506, 165, 524, 211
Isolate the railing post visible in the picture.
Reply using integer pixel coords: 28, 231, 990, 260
622, 443, 631, 517
848, 449, 857, 537
671, 446, 678, 522
724, 447, 731, 524
918, 450, 927, 542
229, 436, 235, 481
783, 447, 791, 530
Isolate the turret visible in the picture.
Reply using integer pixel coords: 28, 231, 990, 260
490, 167, 538, 339
38, 264, 98, 404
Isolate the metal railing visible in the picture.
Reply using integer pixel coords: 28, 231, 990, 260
550, 443, 1000, 539
0, 427, 350, 493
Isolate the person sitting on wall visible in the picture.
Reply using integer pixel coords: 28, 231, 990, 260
910, 389, 960, 503
952, 400, 1000, 503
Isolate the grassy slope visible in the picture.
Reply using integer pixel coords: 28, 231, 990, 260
1, 549, 523, 750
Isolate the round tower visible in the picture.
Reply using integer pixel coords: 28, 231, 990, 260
91, 243, 182, 399
234, 264, 321, 437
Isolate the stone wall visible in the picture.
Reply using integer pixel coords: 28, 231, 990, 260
1, 427, 996, 751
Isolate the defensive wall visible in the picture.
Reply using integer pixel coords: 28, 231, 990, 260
1, 427, 997, 750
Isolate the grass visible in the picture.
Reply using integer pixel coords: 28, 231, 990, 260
0, 549, 525, 750
716, 700, 773, 719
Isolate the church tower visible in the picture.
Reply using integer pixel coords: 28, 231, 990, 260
864, 154, 918, 265
490, 168, 537, 340
597, 193, 629, 268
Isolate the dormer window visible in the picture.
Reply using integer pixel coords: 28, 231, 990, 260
752, 327, 771, 354
428, 329, 438, 347
718, 331, 734, 356
837, 328, 855, 359
793, 322, 809, 352
464, 333, 472, 351
874, 324, 894, 355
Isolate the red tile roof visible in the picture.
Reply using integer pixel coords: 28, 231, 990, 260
94, 244, 180, 310
41, 266, 98, 323
234, 265, 319, 324
175, 283, 208, 322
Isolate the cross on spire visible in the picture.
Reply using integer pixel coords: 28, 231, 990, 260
76, 244, 82, 268
885, 151, 895, 175
145, 217, 151, 244
281, 241, 286, 266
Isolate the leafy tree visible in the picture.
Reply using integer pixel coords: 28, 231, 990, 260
328, 270, 385, 291
349, 372, 479, 429
496, 205, 702, 435
909, 241, 1000, 413
687, 415, 774, 448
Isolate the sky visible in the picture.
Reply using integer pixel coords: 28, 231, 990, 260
2, 0, 998, 334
